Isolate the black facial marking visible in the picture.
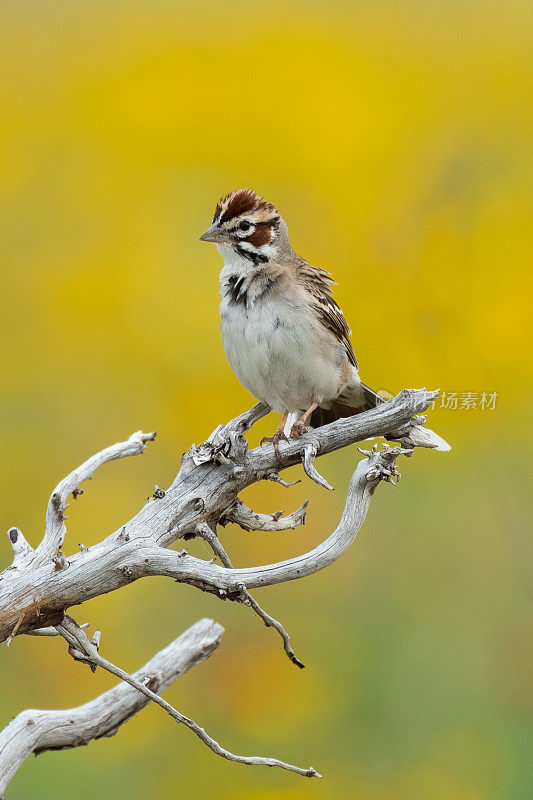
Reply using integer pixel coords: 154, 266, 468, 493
234, 245, 269, 266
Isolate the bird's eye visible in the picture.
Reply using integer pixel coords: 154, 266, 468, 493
238, 220, 252, 232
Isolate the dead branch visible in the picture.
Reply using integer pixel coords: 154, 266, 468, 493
0, 619, 223, 796
221, 499, 308, 532
53, 615, 316, 779
0, 387, 449, 789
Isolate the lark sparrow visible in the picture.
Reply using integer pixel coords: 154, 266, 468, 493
200, 189, 448, 451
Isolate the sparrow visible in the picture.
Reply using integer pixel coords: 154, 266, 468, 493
200, 189, 449, 452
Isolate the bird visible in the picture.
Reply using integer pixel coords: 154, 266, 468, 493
200, 188, 449, 452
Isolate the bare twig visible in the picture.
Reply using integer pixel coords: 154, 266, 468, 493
192, 524, 304, 668
266, 472, 301, 488
6, 614, 25, 647
27, 622, 90, 637
237, 586, 305, 669
53, 616, 318, 780
35, 430, 157, 567
221, 500, 308, 532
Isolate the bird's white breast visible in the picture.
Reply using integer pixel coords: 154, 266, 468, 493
219, 263, 347, 413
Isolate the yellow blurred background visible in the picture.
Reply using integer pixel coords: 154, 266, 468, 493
1, 1, 531, 798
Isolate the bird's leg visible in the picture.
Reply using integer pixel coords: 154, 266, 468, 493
260, 411, 289, 455
289, 403, 318, 439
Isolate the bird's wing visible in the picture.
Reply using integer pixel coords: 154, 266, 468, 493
296, 261, 358, 368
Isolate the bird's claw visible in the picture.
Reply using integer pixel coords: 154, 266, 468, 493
260, 431, 289, 457
289, 421, 309, 439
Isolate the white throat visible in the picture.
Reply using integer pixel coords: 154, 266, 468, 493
216, 243, 250, 269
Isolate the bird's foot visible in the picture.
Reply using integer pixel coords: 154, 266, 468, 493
260, 430, 289, 457
289, 420, 310, 439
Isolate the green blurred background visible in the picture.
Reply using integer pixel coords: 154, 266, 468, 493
1, 1, 531, 798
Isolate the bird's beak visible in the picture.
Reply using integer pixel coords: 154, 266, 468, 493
199, 223, 226, 243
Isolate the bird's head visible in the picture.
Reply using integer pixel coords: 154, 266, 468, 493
200, 189, 289, 265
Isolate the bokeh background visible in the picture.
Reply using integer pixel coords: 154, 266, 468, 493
1, 2, 531, 798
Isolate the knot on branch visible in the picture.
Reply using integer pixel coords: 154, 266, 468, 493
359, 443, 412, 486
52, 551, 69, 570
5, 526, 34, 571
188, 402, 271, 468
190, 428, 248, 467
50, 492, 62, 516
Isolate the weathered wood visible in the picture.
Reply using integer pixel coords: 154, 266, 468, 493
0, 619, 223, 796
0, 388, 449, 790
0, 389, 444, 642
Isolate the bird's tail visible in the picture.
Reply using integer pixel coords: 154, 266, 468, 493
309, 382, 451, 452
309, 382, 381, 427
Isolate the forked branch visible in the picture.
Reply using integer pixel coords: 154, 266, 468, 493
0, 387, 449, 790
